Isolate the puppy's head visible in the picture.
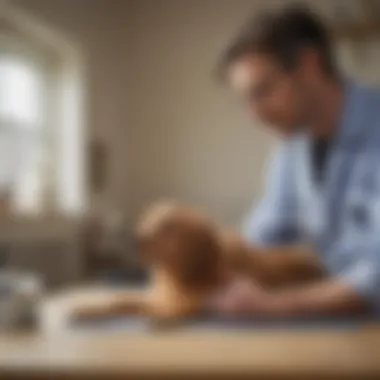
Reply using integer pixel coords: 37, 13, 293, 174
136, 201, 222, 289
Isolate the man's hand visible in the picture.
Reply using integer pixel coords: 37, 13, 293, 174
211, 277, 281, 316
211, 277, 368, 317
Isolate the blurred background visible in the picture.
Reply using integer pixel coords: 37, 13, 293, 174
0, 0, 380, 289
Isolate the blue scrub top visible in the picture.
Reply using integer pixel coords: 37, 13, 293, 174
243, 80, 380, 309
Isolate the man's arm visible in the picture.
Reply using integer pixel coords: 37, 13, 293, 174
217, 239, 380, 317
266, 246, 380, 315
243, 142, 300, 245
214, 275, 369, 317
263, 279, 369, 317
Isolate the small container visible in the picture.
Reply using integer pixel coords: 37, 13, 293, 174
0, 271, 43, 331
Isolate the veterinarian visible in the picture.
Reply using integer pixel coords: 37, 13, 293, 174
215, 5, 380, 316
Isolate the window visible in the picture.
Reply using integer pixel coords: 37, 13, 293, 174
0, 42, 46, 213
0, 5, 85, 218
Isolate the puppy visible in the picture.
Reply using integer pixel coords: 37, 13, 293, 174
72, 201, 324, 323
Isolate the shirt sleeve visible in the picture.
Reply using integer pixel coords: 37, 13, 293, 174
242, 142, 300, 246
329, 156, 380, 309
338, 255, 380, 306
332, 211, 380, 309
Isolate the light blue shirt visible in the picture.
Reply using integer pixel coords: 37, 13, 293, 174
243, 81, 380, 310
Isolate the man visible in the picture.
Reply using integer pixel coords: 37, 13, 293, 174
214, 5, 380, 316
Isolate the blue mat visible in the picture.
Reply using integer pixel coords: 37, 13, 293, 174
71, 313, 378, 332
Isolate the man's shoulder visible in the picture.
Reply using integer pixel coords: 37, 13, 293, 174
351, 83, 380, 163
356, 81, 380, 97
352, 81, 380, 113
342, 81, 380, 144
358, 83, 380, 134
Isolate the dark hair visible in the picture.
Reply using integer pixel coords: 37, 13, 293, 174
218, 5, 337, 80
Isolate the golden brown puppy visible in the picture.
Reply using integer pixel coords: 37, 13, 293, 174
72, 201, 324, 322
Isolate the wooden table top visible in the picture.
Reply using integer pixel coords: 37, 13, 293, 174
1, 287, 380, 380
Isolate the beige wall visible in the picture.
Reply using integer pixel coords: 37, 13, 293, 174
123, 0, 380, 226
14, 0, 366, 228
124, 0, 277, 226
13, 0, 277, 227
122, 0, 346, 225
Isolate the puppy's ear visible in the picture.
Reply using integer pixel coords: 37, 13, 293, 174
136, 234, 153, 262
178, 226, 222, 288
